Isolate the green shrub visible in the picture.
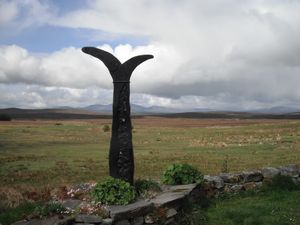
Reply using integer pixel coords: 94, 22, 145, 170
0, 114, 12, 121
162, 163, 203, 185
102, 125, 110, 132
266, 174, 298, 191
135, 179, 161, 195
91, 177, 136, 205
33, 202, 65, 217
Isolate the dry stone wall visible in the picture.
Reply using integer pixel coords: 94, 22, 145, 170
12, 164, 300, 225
204, 164, 300, 197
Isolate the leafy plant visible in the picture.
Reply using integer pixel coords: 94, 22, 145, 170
102, 125, 110, 132
221, 154, 229, 173
33, 202, 65, 217
135, 179, 161, 198
91, 177, 136, 205
162, 163, 203, 185
265, 174, 298, 191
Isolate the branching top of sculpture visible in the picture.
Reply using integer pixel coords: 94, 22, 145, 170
82, 47, 153, 82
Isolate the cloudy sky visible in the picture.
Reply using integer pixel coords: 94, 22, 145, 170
1, 0, 300, 110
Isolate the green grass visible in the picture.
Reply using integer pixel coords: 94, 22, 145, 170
0, 202, 41, 225
202, 189, 300, 225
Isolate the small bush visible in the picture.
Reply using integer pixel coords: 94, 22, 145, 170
162, 163, 203, 185
102, 124, 110, 132
91, 177, 136, 205
266, 174, 298, 191
135, 179, 161, 198
0, 114, 12, 121
33, 202, 65, 217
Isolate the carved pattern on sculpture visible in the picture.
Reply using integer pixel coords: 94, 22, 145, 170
116, 83, 133, 182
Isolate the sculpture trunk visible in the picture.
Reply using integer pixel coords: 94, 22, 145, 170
81, 47, 153, 184
110, 82, 134, 183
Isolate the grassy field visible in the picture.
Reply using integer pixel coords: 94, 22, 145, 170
1, 117, 300, 224
0, 117, 300, 206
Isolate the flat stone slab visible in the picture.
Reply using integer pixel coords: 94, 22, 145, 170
150, 191, 186, 208
109, 200, 154, 221
150, 183, 199, 208
167, 183, 198, 194
75, 214, 102, 224
62, 199, 82, 211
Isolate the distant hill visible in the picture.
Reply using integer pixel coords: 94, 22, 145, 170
0, 108, 111, 120
249, 106, 300, 114
1, 104, 300, 120
81, 104, 211, 114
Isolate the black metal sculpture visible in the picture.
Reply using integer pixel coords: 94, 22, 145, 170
82, 47, 153, 184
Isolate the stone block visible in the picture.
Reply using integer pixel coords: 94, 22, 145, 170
220, 173, 243, 183
230, 184, 244, 192
204, 175, 224, 189
278, 164, 299, 177
75, 214, 102, 224
144, 215, 155, 224
102, 218, 113, 225
166, 208, 177, 218
262, 167, 280, 179
242, 170, 263, 183
109, 200, 154, 221
132, 216, 144, 225
243, 182, 257, 190
115, 219, 131, 225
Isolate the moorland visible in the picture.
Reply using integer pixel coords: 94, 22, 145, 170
1, 113, 300, 224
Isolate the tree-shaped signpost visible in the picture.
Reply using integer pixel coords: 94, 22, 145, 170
82, 47, 153, 184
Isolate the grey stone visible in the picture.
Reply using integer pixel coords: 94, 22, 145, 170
166, 208, 177, 218
109, 200, 154, 221
11, 221, 30, 225
132, 216, 144, 225
230, 184, 244, 192
242, 170, 263, 183
54, 216, 75, 225
278, 165, 299, 177
62, 199, 82, 211
256, 182, 263, 188
243, 182, 258, 190
115, 220, 131, 225
150, 191, 186, 208
168, 183, 198, 194
144, 215, 155, 224
220, 173, 243, 183
102, 218, 113, 225
262, 167, 280, 179
165, 218, 175, 225
75, 214, 102, 224
204, 175, 224, 189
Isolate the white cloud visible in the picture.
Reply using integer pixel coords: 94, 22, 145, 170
0, 0, 54, 36
0, 0, 18, 26
1, 0, 300, 109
